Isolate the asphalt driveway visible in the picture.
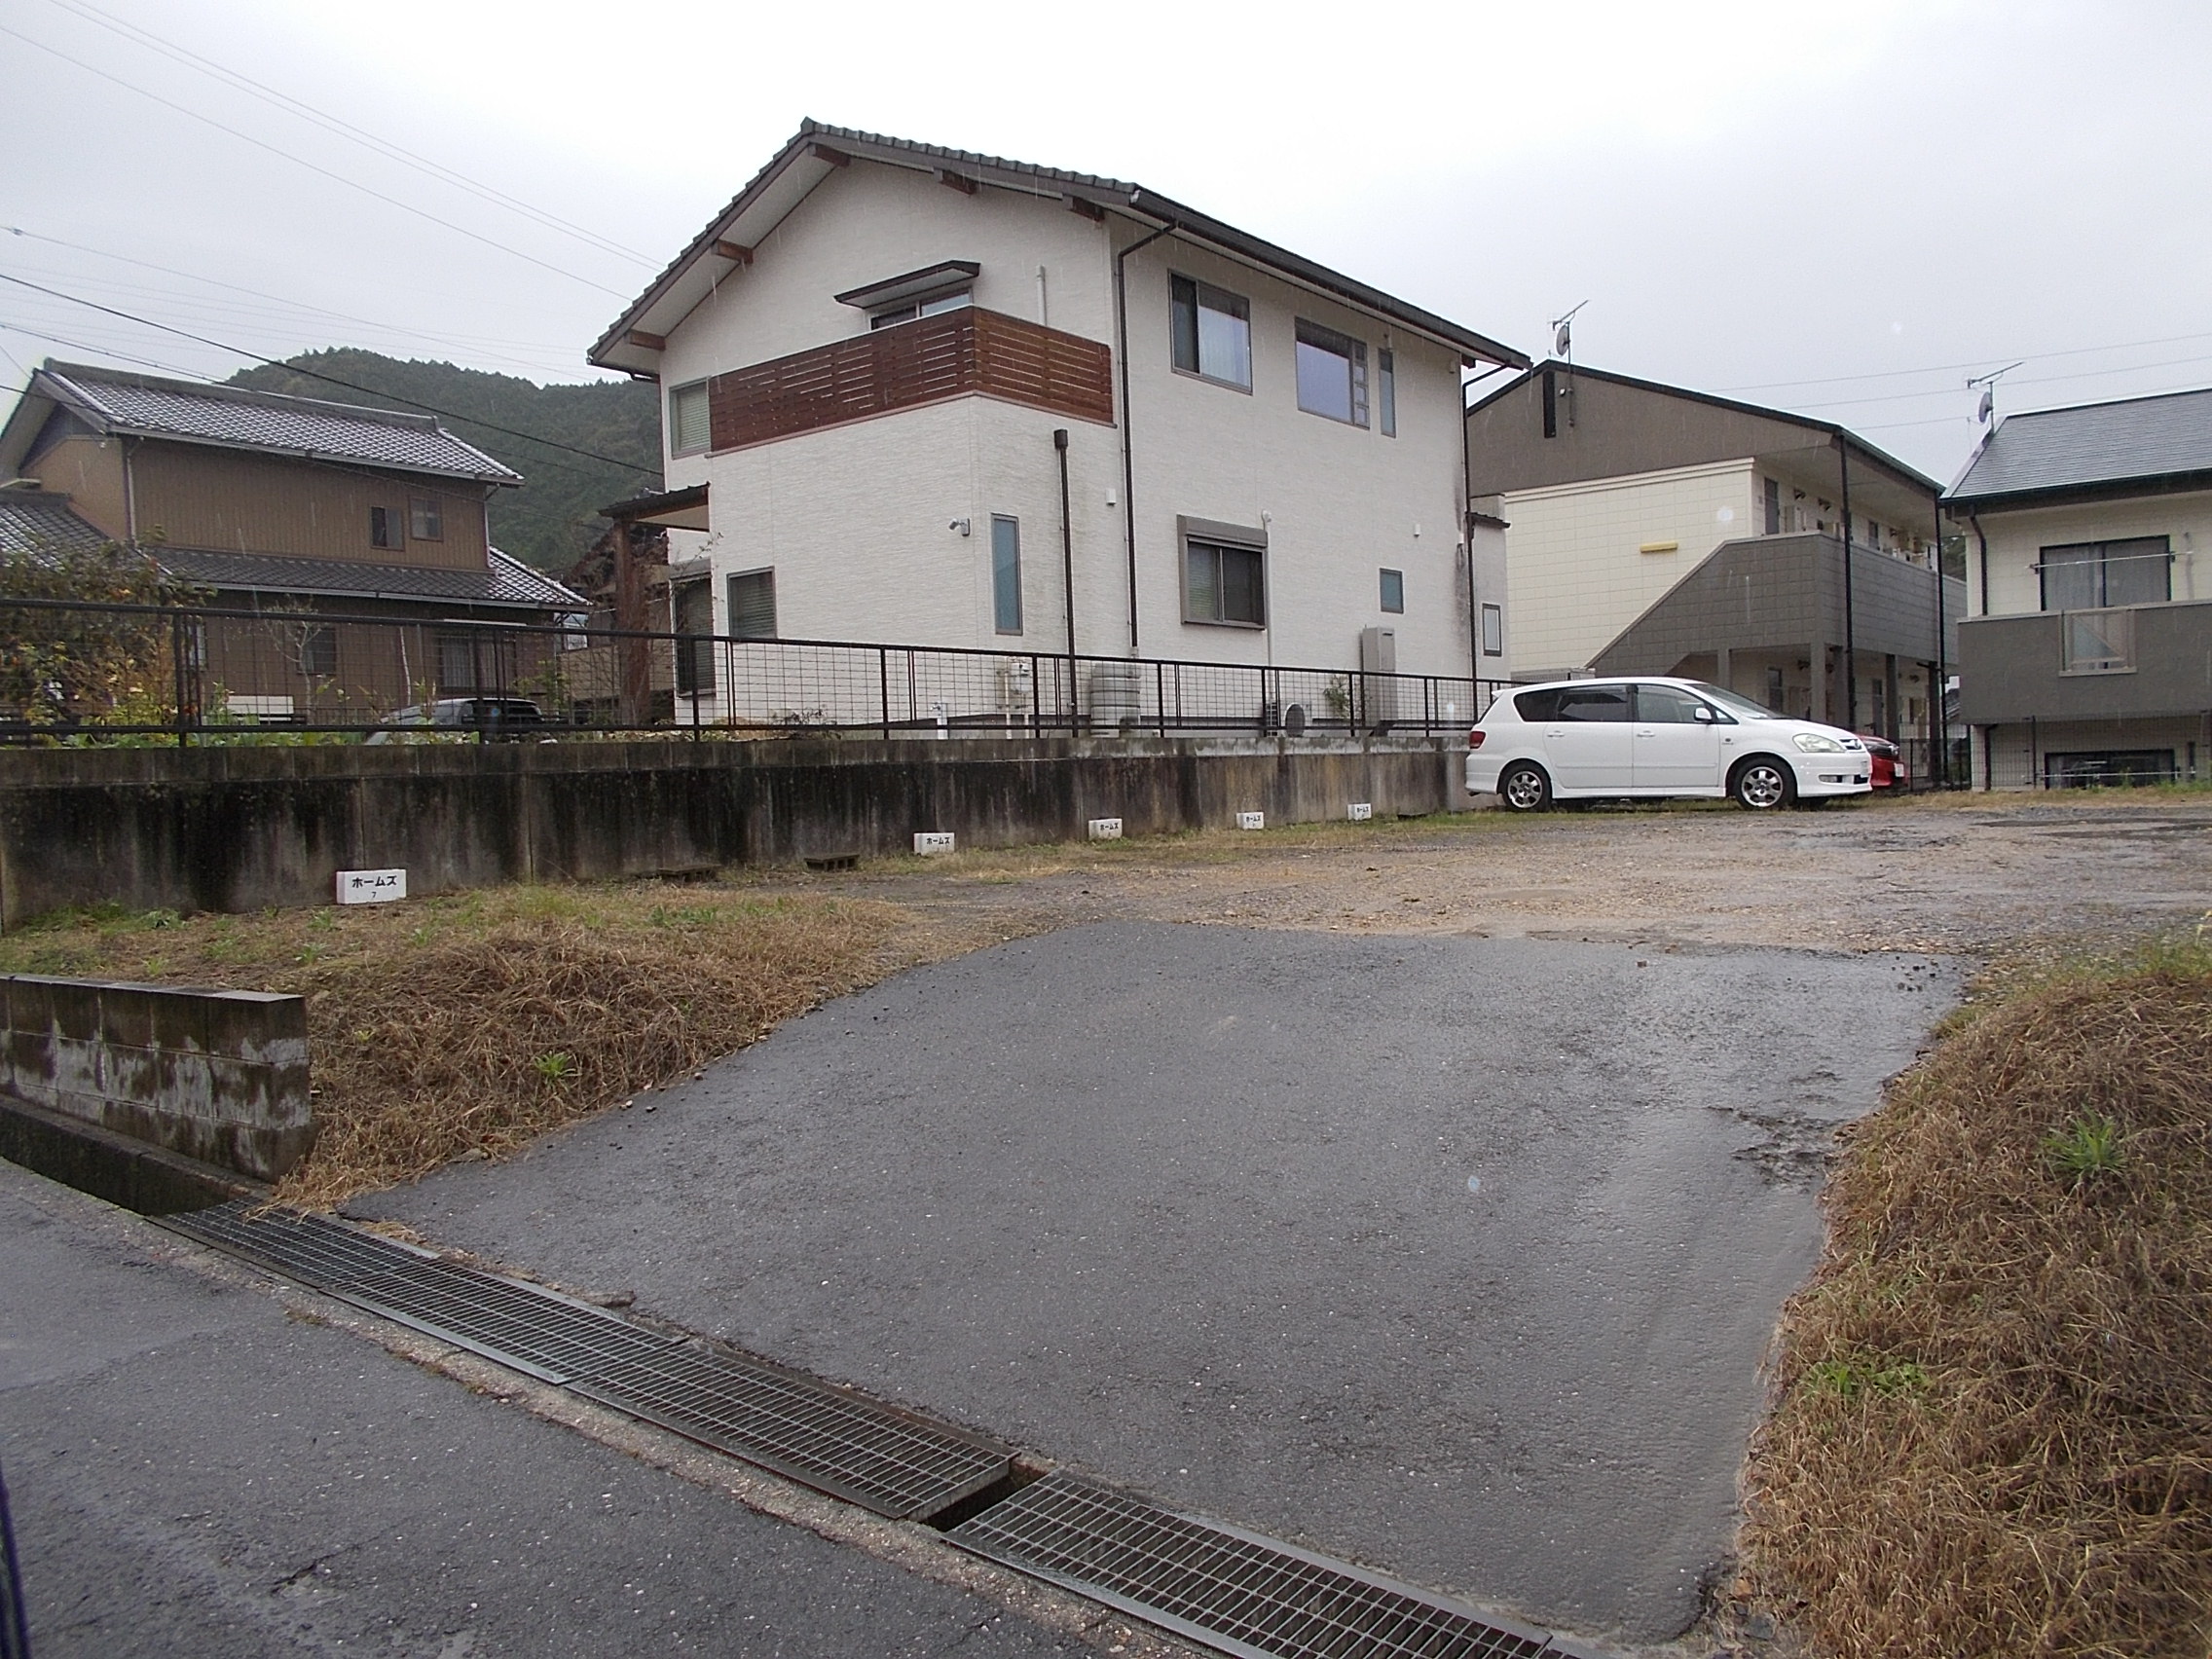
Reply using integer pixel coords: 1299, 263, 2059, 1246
357, 922, 1958, 1646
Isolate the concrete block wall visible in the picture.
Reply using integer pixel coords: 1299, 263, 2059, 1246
0, 735, 1471, 927
0, 975, 313, 1180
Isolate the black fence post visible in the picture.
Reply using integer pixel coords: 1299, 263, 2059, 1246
879, 645, 891, 741
170, 607, 189, 748
1156, 660, 1166, 738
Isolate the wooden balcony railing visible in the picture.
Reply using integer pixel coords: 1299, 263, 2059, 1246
707, 307, 1114, 452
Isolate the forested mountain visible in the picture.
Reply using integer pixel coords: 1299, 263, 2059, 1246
228, 350, 660, 572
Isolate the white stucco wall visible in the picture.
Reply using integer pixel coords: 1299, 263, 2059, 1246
1113, 235, 1476, 677
1498, 460, 1757, 677
653, 155, 1493, 682
656, 160, 1114, 413
1964, 489, 2210, 617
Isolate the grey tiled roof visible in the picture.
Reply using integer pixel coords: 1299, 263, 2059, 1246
594, 120, 1528, 372
1947, 387, 2212, 504
35, 363, 522, 483
0, 490, 111, 559
158, 546, 583, 609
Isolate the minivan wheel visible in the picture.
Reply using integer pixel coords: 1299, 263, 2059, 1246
1498, 761, 1551, 812
1731, 756, 1795, 810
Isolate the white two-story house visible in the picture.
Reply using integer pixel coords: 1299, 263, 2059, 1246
587, 122, 1525, 729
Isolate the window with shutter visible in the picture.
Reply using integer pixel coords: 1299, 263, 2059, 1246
727, 569, 777, 640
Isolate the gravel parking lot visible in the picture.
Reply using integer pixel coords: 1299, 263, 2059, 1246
824, 792, 2212, 957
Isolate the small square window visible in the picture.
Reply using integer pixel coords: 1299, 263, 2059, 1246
1379, 568, 1404, 613
1169, 276, 1252, 389
1481, 603, 1502, 657
1295, 320, 1367, 425
1184, 537, 1266, 627
669, 381, 711, 457
300, 625, 337, 678
369, 505, 401, 550
409, 497, 443, 541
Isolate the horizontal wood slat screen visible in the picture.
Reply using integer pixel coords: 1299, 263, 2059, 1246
709, 310, 1112, 451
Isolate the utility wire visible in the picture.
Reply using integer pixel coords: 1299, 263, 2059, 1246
1789, 350, 2212, 415
1715, 328, 2212, 396
0, 271, 659, 479
42, 0, 653, 270
5, 228, 588, 358
0, 19, 636, 301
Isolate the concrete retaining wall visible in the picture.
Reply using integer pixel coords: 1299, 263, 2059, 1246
0, 975, 314, 1180
0, 735, 1470, 926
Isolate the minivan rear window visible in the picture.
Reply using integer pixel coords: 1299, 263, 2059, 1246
1513, 687, 1561, 721
1555, 685, 1631, 721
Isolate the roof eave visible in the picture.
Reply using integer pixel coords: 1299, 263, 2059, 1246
1944, 467, 2212, 513
590, 122, 1529, 376
1119, 190, 1528, 369
97, 424, 521, 486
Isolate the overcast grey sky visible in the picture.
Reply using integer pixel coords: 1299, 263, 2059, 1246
3, 0, 2205, 482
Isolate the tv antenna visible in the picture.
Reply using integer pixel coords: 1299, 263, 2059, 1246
1549, 299, 1589, 364
1966, 361, 2023, 424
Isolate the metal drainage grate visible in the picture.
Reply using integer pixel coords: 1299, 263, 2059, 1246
949, 1471, 1587, 1659
573, 1346, 1012, 1522
336, 1263, 679, 1384
161, 1198, 434, 1286
162, 1200, 1013, 1523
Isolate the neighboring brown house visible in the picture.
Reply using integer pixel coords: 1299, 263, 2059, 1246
0, 360, 582, 722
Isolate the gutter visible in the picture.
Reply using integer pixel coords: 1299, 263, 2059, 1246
1113, 219, 1177, 654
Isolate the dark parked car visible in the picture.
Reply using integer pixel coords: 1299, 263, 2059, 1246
365, 697, 548, 743
1857, 733, 1905, 790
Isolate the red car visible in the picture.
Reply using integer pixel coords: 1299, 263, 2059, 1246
1858, 733, 1906, 790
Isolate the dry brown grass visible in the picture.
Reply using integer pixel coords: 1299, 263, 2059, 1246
0, 882, 971, 1206
1742, 932, 2212, 1657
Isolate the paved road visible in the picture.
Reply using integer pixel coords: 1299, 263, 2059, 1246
361, 924, 1961, 1646
0, 1161, 1086, 1659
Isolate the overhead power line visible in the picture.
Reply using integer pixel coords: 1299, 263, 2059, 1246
0, 270, 659, 480
1788, 350, 2212, 415
5, 228, 589, 360
1715, 328, 2212, 396
42, 0, 653, 272
0, 19, 636, 301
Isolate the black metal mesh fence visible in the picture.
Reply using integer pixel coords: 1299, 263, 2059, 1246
0, 597, 1508, 745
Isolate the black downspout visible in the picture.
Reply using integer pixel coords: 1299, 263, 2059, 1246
1932, 489, 1947, 787
1113, 219, 1177, 655
1054, 427, 1075, 723
1462, 375, 1478, 694
1836, 438, 1855, 732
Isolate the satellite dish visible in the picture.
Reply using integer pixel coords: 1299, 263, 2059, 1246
1554, 320, 1571, 357
1977, 388, 1994, 424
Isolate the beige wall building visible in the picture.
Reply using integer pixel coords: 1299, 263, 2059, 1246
1466, 364, 1958, 759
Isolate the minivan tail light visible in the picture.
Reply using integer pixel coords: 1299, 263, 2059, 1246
1468, 729, 1486, 750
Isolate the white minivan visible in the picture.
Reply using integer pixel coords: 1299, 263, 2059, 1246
1465, 677, 1870, 811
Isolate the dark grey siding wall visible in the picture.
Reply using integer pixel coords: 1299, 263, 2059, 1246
1958, 598, 2212, 722
1593, 535, 1961, 674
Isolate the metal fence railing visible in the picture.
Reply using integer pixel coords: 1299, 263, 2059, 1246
1973, 722, 2200, 790
0, 596, 1509, 745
